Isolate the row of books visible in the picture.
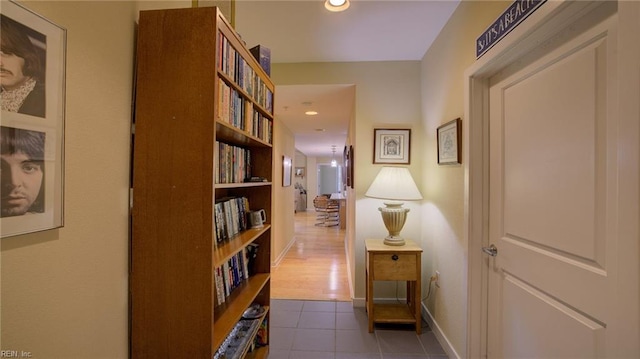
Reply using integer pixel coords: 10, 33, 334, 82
218, 34, 274, 114
214, 247, 250, 305
253, 114, 272, 145
218, 79, 273, 144
215, 141, 251, 184
214, 196, 250, 242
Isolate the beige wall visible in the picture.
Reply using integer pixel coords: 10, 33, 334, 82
344, 100, 357, 298
271, 61, 423, 303
1, 1, 137, 357
420, 1, 510, 357
271, 118, 296, 263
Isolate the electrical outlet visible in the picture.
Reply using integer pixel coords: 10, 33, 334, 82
435, 271, 440, 288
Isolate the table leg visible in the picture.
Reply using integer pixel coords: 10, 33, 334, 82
414, 280, 421, 334
367, 268, 374, 333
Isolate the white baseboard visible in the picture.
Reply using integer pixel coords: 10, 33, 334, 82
421, 303, 461, 359
344, 239, 355, 300
271, 235, 297, 267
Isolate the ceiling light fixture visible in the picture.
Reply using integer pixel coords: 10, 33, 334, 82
330, 146, 337, 167
325, 0, 350, 12
305, 110, 319, 116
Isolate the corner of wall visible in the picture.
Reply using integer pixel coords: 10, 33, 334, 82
421, 303, 461, 359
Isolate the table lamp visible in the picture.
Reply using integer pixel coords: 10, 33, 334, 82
365, 166, 423, 246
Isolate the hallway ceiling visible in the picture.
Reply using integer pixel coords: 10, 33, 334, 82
235, 0, 460, 158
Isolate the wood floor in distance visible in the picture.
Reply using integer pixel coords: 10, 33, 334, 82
271, 210, 351, 301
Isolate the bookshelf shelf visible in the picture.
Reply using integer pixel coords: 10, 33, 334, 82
213, 276, 270, 347
131, 6, 273, 358
216, 121, 273, 148
215, 182, 272, 189
214, 225, 270, 266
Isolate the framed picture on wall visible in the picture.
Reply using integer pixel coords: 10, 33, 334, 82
349, 145, 354, 189
373, 128, 411, 164
282, 155, 292, 187
1, 1, 67, 238
344, 146, 350, 187
437, 118, 462, 165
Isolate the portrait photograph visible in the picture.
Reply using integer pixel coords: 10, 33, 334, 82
1, 1, 66, 237
1, 126, 46, 218
1, 13, 47, 118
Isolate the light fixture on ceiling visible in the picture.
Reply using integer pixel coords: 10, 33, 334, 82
330, 146, 337, 167
365, 167, 423, 246
302, 101, 318, 116
325, 0, 350, 12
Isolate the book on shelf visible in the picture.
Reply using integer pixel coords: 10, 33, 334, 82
215, 142, 252, 184
218, 33, 274, 117
249, 45, 271, 76
214, 248, 252, 305
214, 266, 225, 304
217, 78, 273, 144
214, 196, 250, 243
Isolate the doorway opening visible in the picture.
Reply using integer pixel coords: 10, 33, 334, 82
317, 163, 342, 197
271, 157, 350, 301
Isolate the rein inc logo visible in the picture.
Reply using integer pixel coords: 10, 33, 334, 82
476, 0, 547, 58
1, 350, 32, 358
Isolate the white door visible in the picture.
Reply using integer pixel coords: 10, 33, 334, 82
487, 9, 618, 358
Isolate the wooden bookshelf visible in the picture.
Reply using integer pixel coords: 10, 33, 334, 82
131, 7, 274, 358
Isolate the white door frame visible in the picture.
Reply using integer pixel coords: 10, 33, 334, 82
463, 1, 640, 357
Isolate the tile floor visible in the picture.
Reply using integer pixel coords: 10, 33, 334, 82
268, 299, 449, 359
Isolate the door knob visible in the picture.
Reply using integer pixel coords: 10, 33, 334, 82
482, 244, 498, 257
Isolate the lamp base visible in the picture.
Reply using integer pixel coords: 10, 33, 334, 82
379, 202, 410, 246
383, 236, 405, 246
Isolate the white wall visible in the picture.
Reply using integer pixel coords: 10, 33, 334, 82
0, 1, 137, 356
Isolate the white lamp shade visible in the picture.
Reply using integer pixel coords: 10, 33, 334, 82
365, 167, 423, 201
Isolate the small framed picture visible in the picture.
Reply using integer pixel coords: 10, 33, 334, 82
343, 146, 350, 187
294, 167, 305, 177
349, 145, 354, 189
437, 118, 461, 165
282, 155, 292, 187
373, 128, 410, 164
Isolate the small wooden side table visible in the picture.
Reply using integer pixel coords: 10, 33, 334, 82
365, 239, 422, 334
